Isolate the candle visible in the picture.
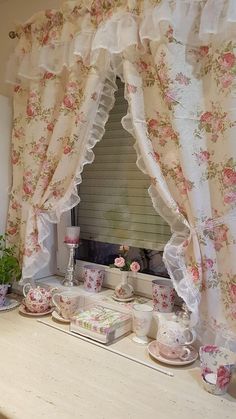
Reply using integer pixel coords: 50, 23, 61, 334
64, 227, 80, 244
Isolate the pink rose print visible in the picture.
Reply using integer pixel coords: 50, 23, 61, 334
114, 257, 125, 268
218, 52, 236, 69
47, 122, 54, 131
188, 265, 200, 282
199, 46, 209, 57
138, 60, 148, 71
217, 366, 231, 389
202, 345, 219, 353
8, 227, 17, 236
230, 284, 236, 303
200, 111, 213, 123
148, 119, 158, 130
130, 261, 140, 272
221, 73, 234, 89
63, 96, 75, 109
12, 150, 20, 165
27, 106, 36, 117
196, 150, 210, 164
63, 146, 72, 155
44, 71, 54, 79
224, 191, 236, 204
175, 72, 191, 86
223, 167, 236, 186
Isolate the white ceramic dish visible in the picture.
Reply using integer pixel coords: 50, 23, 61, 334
19, 304, 54, 317
147, 340, 198, 366
112, 295, 135, 303
52, 310, 70, 323
0, 298, 20, 312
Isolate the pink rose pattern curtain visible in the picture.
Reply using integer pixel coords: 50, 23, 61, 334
7, 0, 236, 346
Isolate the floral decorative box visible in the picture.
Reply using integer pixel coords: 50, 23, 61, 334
70, 305, 132, 344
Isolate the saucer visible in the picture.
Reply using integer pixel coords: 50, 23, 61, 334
51, 310, 70, 323
0, 298, 20, 311
19, 304, 54, 317
112, 294, 135, 303
147, 341, 198, 366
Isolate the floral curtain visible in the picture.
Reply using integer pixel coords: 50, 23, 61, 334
7, 0, 236, 346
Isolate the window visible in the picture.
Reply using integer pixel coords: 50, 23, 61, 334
72, 79, 171, 277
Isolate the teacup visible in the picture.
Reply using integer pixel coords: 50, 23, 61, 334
152, 279, 176, 312
157, 340, 192, 360
52, 291, 81, 320
199, 345, 236, 395
83, 265, 105, 293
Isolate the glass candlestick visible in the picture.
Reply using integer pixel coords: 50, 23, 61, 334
63, 243, 79, 287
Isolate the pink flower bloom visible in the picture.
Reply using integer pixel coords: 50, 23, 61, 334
114, 257, 125, 268
224, 191, 236, 204
199, 46, 209, 57
63, 146, 71, 155
205, 258, 214, 269
27, 106, 36, 117
230, 284, 236, 303
202, 345, 219, 353
130, 261, 140, 273
162, 126, 174, 137
63, 96, 75, 109
47, 122, 54, 131
148, 119, 158, 130
119, 245, 129, 252
198, 150, 210, 163
223, 167, 236, 186
189, 266, 199, 282
217, 366, 231, 389
138, 60, 148, 71
200, 111, 213, 123
221, 73, 234, 88
44, 71, 54, 79
23, 183, 33, 196
7, 227, 17, 235
219, 52, 236, 69
175, 72, 191, 86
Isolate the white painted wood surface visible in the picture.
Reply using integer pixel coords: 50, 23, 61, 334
0, 309, 235, 419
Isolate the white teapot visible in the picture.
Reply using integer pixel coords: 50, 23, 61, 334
23, 283, 57, 313
156, 314, 196, 359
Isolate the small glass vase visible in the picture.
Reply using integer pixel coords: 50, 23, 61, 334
114, 271, 134, 300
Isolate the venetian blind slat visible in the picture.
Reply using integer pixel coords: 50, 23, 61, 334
78, 79, 171, 250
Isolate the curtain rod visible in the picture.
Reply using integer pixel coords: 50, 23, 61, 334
9, 31, 19, 39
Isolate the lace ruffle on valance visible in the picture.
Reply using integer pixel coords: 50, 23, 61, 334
7, 0, 236, 83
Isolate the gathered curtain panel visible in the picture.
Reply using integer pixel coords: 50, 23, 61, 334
7, 0, 236, 346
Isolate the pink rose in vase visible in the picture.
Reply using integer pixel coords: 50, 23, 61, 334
114, 257, 125, 268
130, 261, 140, 272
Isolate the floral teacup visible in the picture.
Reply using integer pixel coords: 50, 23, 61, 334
199, 345, 236, 395
83, 265, 105, 293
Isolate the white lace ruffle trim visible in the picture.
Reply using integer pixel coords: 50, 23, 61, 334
6, 0, 236, 83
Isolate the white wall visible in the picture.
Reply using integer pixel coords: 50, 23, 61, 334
0, 0, 62, 96
0, 94, 11, 234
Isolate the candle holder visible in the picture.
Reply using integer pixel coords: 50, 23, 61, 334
63, 243, 79, 287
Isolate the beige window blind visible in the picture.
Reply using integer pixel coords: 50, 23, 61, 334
77, 80, 171, 251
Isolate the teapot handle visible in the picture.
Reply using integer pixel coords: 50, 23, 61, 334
23, 283, 31, 298
52, 293, 62, 312
183, 328, 196, 345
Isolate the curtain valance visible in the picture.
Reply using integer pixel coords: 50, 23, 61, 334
7, 0, 236, 83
